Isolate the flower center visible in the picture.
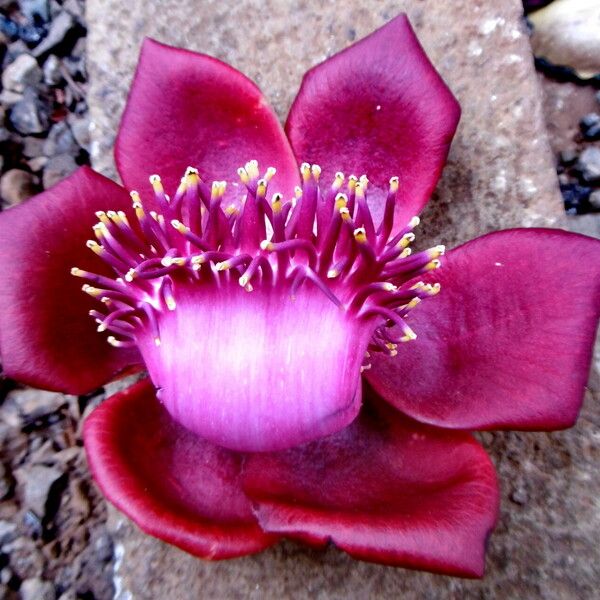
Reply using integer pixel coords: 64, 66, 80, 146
73, 161, 442, 451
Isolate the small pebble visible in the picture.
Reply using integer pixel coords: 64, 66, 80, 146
15, 463, 63, 518
20, 578, 56, 600
510, 487, 529, 505
576, 146, 600, 184
9, 88, 50, 135
32, 10, 75, 58
0, 89, 24, 108
42, 153, 77, 188
43, 121, 79, 157
0, 169, 38, 206
589, 189, 600, 210
559, 149, 578, 166
22, 135, 46, 158
560, 182, 592, 214
43, 54, 63, 85
1, 53, 42, 93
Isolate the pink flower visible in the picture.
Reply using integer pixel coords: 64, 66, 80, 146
0, 14, 599, 577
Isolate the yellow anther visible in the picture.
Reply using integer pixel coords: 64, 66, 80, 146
239, 275, 249, 288
382, 283, 397, 292
86, 240, 104, 256
264, 166, 277, 182
245, 160, 259, 179
406, 297, 422, 310
271, 192, 283, 213
399, 232, 415, 249
347, 175, 358, 192
215, 260, 231, 271
334, 193, 348, 210
185, 166, 199, 177
176, 178, 187, 195
353, 227, 367, 244
327, 268, 340, 279
429, 245, 446, 259
399, 248, 412, 259
409, 216, 420, 229
97, 323, 107, 333
125, 269, 137, 282
154, 337, 161, 347
300, 162, 311, 182
130, 190, 141, 202
410, 281, 425, 290
244, 282, 254, 293
237, 167, 250, 184
360, 364, 372, 373
386, 342, 397, 351
95, 211, 110, 225
82, 284, 101, 297
311, 164, 321, 180
294, 186, 303, 199
400, 326, 417, 342
389, 176, 399, 193
70, 267, 85, 277
260, 240, 274, 251
333, 172, 345, 190
256, 179, 267, 197
191, 255, 206, 266
355, 180, 366, 199
424, 259, 442, 271
339, 206, 351, 222
425, 282, 441, 296
359, 174, 369, 189
165, 297, 176, 311
224, 204, 238, 216
107, 336, 119, 347
170, 219, 188, 233
150, 174, 164, 194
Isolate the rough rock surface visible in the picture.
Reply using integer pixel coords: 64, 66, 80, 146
83, 0, 599, 599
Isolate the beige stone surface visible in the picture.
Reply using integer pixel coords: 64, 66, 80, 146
85, 0, 600, 598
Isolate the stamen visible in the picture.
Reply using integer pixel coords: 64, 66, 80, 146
79, 164, 441, 357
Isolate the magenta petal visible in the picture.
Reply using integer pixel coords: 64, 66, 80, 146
84, 379, 277, 559
285, 14, 460, 227
242, 390, 498, 577
115, 39, 299, 200
0, 167, 140, 394
368, 228, 600, 430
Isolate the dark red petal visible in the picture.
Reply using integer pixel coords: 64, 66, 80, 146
0, 167, 140, 394
242, 391, 498, 577
84, 379, 277, 559
115, 39, 299, 200
368, 228, 600, 430
285, 14, 460, 228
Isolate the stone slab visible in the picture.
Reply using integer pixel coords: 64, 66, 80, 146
85, 0, 600, 598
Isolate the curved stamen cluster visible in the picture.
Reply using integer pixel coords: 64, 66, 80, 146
72, 161, 443, 367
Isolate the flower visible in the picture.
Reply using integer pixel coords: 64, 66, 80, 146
0, 13, 599, 578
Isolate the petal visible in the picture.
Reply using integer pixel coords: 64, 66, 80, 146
367, 228, 600, 430
115, 39, 299, 200
242, 389, 498, 577
83, 379, 277, 558
0, 167, 141, 394
285, 14, 460, 227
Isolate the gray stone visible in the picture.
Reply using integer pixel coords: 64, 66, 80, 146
5, 537, 44, 580
15, 464, 63, 518
27, 156, 48, 172
67, 113, 90, 150
85, 0, 599, 598
589, 189, 600, 210
0, 90, 24, 108
0, 463, 12, 500
42, 153, 77, 189
0, 169, 38, 206
32, 11, 76, 58
20, 578, 56, 600
43, 54, 63, 86
43, 121, 79, 157
9, 89, 50, 135
1, 54, 42, 93
6, 388, 68, 421
0, 520, 17, 546
577, 146, 600, 184
22, 136, 46, 158
19, 0, 50, 22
